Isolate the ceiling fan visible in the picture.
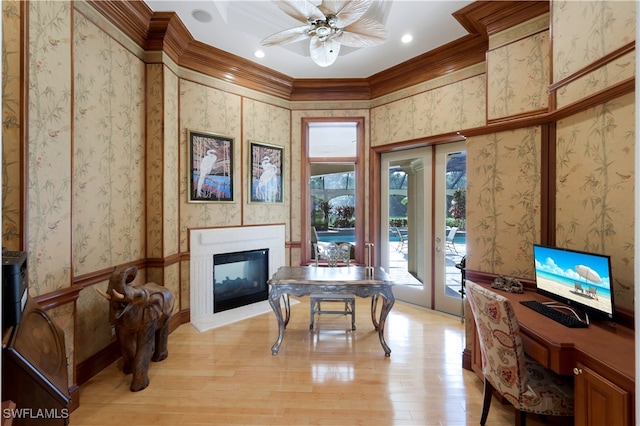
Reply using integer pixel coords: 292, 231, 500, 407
261, 0, 390, 67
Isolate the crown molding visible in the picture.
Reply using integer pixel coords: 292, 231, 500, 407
88, 1, 549, 101
291, 79, 371, 101
87, 0, 152, 47
367, 35, 488, 99
453, 0, 549, 37
179, 40, 295, 99
146, 11, 192, 60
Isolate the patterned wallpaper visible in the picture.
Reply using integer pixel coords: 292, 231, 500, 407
553, 1, 636, 108
73, 13, 146, 276
487, 30, 549, 120
556, 93, 635, 310
146, 63, 165, 260
552, 0, 636, 83
370, 74, 485, 146
23, 0, 76, 385
557, 50, 635, 109
163, 68, 180, 258
2, 0, 21, 250
145, 63, 181, 311
466, 127, 542, 278
28, 0, 73, 294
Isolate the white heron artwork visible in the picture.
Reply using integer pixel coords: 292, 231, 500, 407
197, 149, 217, 197
255, 155, 279, 201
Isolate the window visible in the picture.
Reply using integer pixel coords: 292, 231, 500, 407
302, 118, 364, 264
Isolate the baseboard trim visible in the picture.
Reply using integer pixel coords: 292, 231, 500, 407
75, 341, 121, 387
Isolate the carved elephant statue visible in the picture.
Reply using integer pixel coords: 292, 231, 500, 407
97, 266, 175, 392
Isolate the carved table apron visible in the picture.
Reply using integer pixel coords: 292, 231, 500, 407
267, 266, 395, 356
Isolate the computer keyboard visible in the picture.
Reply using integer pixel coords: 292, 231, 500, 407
519, 300, 588, 328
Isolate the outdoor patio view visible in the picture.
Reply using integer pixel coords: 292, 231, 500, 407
310, 151, 466, 313
310, 164, 356, 260
444, 152, 467, 299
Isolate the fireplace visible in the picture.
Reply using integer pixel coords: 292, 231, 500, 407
213, 248, 269, 313
190, 225, 285, 331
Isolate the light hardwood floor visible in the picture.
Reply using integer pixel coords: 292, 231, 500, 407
70, 298, 552, 425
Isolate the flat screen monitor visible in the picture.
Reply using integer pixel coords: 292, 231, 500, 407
533, 244, 615, 321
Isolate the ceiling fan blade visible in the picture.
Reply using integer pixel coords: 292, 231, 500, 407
272, 0, 325, 23
310, 37, 341, 67
261, 26, 310, 46
339, 18, 389, 47
321, 0, 372, 27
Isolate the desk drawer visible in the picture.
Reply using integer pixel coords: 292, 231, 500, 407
521, 334, 549, 367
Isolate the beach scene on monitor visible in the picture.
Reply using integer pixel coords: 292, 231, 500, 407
533, 246, 613, 315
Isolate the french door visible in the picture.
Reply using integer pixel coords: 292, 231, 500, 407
381, 148, 432, 308
380, 142, 466, 316
433, 141, 466, 316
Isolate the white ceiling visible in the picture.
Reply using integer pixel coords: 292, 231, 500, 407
144, 0, 474, 79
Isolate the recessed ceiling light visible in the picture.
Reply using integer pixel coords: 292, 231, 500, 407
192, 9, 212, 23
401, 34, 413, 44
254, 50, 265, 59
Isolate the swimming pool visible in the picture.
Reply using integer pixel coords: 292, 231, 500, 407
317, 230, 466, 244
317, 230, 357, 243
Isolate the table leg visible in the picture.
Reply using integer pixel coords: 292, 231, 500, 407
370, 295, 380, 330
268, 291, 286, 355
283, 294, 291, 327
375, 291, 395, 357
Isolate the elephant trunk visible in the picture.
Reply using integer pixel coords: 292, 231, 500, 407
108, 265, 138, 301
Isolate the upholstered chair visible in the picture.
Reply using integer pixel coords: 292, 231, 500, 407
465, 281, 574, 426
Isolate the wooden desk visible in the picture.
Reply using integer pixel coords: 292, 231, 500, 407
267, 266, 394, 356
466, 281, 634, 426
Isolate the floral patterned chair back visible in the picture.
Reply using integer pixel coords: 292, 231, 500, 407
465, 280, 574, 425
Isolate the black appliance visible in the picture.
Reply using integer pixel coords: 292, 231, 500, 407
3, 248, 28, 331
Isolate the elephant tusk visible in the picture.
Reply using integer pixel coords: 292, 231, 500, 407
96, 288, 112, 300
112, 289, 125, 300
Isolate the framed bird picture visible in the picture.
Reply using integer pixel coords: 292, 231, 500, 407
249, 142, 283, 204
187, 129, 234, 203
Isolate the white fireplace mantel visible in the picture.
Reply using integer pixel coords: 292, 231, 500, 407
190, 225, 285, 331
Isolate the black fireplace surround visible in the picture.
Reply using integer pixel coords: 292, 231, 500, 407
213, 248, 269, 313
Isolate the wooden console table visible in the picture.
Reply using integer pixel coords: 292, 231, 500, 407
465, 281, 634, 426
267, 266, 394, 356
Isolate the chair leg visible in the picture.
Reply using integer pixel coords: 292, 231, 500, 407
310, 300, 316, 330
350, 299, 356, 330
480, 378, 494, 425
515, 410, 526, 426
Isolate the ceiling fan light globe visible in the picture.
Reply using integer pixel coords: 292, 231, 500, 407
316, 26, 331, 37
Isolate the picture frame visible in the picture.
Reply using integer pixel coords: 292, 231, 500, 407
188, 129, 234, 202
249, 141, 284, 203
